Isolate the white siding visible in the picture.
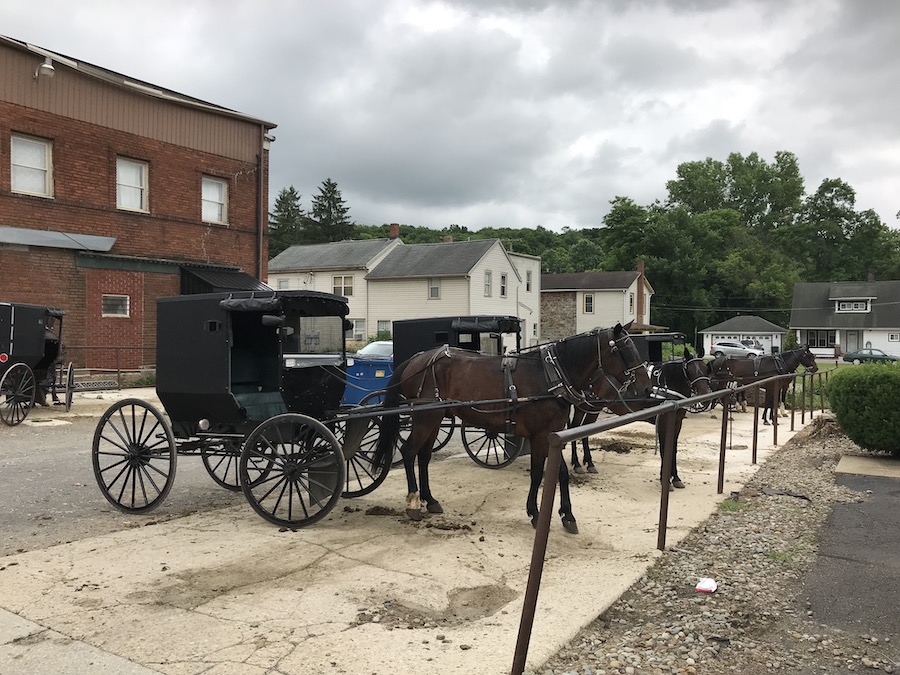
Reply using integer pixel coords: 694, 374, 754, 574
367, 277, 471, 332
509, 253, 541, 345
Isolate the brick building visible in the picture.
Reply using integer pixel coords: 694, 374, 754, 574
0, 36, 275, 368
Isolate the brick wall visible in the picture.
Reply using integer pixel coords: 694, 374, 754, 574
0, 99, 269, 369
541, 292, 577, 341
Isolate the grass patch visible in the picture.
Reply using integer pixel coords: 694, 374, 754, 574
718, 499, 747, 512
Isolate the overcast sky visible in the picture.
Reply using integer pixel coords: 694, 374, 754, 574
4, 0, 898, 232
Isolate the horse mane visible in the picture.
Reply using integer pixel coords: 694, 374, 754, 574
553, 330, 603, 386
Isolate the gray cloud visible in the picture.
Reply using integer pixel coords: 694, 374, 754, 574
2, 0, 897, 231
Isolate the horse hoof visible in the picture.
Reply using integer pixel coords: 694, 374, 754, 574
427, 501, 443, 514
562, 519, 579, 535
573, 465, 584, 474
405, 508, 424, 521
587, 466, 598, 474
530, 516, 538, 529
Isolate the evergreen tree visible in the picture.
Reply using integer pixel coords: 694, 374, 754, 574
306, 178, 355, 243
268, 186, 306, 258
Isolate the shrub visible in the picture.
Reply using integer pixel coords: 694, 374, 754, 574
827, 365, 900, 456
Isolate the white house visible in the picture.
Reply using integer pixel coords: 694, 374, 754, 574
540, 263, 655, 341
267, 229, 540, 348
790, 280, 900, 357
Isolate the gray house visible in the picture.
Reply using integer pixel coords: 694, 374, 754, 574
790, 280, 900, 357
699, 316, 787, 355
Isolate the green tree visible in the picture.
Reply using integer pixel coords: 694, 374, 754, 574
305, 178, 355, 243
268, 186, 306, 258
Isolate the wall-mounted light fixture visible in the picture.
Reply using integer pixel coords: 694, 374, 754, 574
33, 57, 55, 81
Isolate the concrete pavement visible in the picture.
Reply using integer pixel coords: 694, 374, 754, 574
3, 394, 819, 674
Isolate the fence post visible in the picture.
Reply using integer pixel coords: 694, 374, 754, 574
511, 436, 561, 675
819, 372, 825, 414
657, 411, 677, 552
801, 375, 807, 424
751, 385, 760, 464
790, 375, 796, 431
717, 395, 728, 494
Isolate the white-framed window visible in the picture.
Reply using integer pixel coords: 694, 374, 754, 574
484, 271, 492, 297
526, 270, 532, 292
629, 293, 635, 314
889, 333, 900, 342
428, 277, 440, 299
806, 330, 836, 348
500, 274, 507, 298
102, 294, 130, 317
116, 157, 148, 211
346, 319, 365, 342
201, 176, 228, 224
584, 293, 594, 314
333, 275, 353, 296
377, 320, 391, 336
836, 300, 869, 312
11, 134, 53, 197
277, 279, 290, 290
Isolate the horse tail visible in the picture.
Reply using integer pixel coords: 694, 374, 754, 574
374, 357, 411, 466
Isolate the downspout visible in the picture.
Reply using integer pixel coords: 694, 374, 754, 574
256, 124, 265, 279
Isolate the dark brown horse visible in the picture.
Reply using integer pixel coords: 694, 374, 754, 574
569, 349, 712, 490
374, 324, 652, 533
709, 346, 818, 423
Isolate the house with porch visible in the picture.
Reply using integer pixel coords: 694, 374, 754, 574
790, 280, 900, 358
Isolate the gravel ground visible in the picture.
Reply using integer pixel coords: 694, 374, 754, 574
533, 415, 900, 675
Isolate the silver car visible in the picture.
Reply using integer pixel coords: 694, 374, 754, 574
710, 340, 762, 358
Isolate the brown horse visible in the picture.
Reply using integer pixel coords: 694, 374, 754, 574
569, 349, 712, 490
374, 324, 652, 533
709, 346, 818, 423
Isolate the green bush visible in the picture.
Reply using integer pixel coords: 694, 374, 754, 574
827, 365, 900, 456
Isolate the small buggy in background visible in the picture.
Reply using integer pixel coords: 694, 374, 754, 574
0, 302, 75, 426
391, 315, 525, 468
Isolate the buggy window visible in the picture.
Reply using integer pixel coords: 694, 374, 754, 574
281, 315, 344, 354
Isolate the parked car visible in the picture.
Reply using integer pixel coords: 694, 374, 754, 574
710, 340, 763, 358
352, 340, 393, 361
740, 339, 765, 352
842, 348, 899, 365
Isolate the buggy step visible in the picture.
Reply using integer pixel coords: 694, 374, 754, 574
73, 380, 119, 391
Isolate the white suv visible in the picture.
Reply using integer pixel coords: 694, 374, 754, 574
710, 340, 762, 358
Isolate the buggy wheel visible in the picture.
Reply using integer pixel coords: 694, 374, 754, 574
392, 413, 412, 467
461, 424, 524, 469
336, 417, 390, 498
201, 439, 244, 491
0, 363, 36, 426
687, 400, 710, 414
63, 362, 75, 412
240, 414, 345, 528
431, 415, 457, 452
92, 399, 176, 513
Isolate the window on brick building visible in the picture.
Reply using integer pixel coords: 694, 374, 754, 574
11, 134, 53, 197
116, 157, 148, 211
102, 294, 130, 317
202, 176, 228, 224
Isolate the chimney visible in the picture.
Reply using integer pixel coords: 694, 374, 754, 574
388, 223, 400, 239
867, 269, 875, 282
443, 235, 453, 243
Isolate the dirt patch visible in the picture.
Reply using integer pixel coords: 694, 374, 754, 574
353, 583, 520, 629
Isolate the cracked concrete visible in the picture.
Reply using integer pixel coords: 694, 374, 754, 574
1, 390, 813, 673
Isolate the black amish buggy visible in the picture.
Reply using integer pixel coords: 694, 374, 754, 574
90, 289, 399, 528
390, 315, 526, 468
0, 301, 75, 426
